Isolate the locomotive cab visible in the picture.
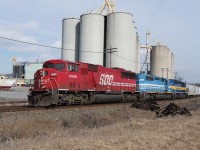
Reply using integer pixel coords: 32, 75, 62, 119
28, 59, 81, 106
136, 74, 170, 100
168, 79, 188, 98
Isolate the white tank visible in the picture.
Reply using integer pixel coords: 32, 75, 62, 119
62, 18, 80, 62
106, 12, 134, 71
79, 13, 104, 65
150, 44, 170, 78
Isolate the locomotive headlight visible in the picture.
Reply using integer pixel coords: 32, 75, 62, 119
40, 70, 43, 76
51, 73, 57, 76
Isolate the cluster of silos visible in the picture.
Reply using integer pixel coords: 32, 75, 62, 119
150, 44, 174, 79
61, 12, 140, 72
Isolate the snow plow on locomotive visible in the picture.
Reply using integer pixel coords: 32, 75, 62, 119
28, 59, 138, 106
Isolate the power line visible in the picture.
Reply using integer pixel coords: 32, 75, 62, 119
0, 36, 102, 53
113, 53, 142, 64
1, 36, 171, 68
0, 36, 145, 64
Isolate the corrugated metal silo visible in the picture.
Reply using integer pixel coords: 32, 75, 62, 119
150, 44, 170, 78
79, 13, 104, 65
106, 12, 134, 71
62, 18, 80, 61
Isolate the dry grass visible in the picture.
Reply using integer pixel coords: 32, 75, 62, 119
0, 103, 200, 150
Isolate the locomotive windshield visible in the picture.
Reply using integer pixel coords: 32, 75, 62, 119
55, 63, 65, 69
46, 63, 54, 68
44, 63, 65, 70
169, 79, 186, 87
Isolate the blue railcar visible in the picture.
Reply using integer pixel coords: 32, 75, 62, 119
136, 74, 172, 100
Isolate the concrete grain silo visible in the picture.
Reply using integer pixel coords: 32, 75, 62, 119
61, 18, 80, 62
106, 12, 135, 71
79, 13, 105, 65
150, 44, 171, 78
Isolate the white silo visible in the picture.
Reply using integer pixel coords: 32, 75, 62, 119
79, 13, 105, 65
106, 12, 135, 71
150, 44, 170, 78
62, 18, 80, 62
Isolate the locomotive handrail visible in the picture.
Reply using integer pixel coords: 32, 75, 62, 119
48, 78, 54, 95
50, 78, 59, 95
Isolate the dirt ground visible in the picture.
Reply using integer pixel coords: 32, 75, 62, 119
0, 98, 200, 150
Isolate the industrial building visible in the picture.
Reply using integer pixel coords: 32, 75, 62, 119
12, 59, 43, 85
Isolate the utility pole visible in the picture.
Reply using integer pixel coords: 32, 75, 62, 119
145, 62, 150, 74
161, 68, 169, 78
161, 68, 164, 78
104, 45, 117, 68
167, 68, 169, 79
174, 72, 178, 80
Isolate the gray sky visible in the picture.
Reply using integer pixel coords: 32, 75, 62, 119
0, 0, 199, 83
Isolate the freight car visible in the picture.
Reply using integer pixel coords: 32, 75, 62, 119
186, 83, 200, 97
28, 59, 137, 106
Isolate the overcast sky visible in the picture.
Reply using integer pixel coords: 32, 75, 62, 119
0, 0, 199, 83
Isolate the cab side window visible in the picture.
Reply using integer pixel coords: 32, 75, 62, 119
68, 64, 78, 72
55, 63, 65, 69
146, 76, 153, 81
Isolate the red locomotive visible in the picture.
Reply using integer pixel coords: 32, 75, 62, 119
28, 59, 137, 106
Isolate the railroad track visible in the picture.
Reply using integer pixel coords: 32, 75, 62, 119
0, 102, 129, 113
0, 96, 200, 113
0, 101, 28, 107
